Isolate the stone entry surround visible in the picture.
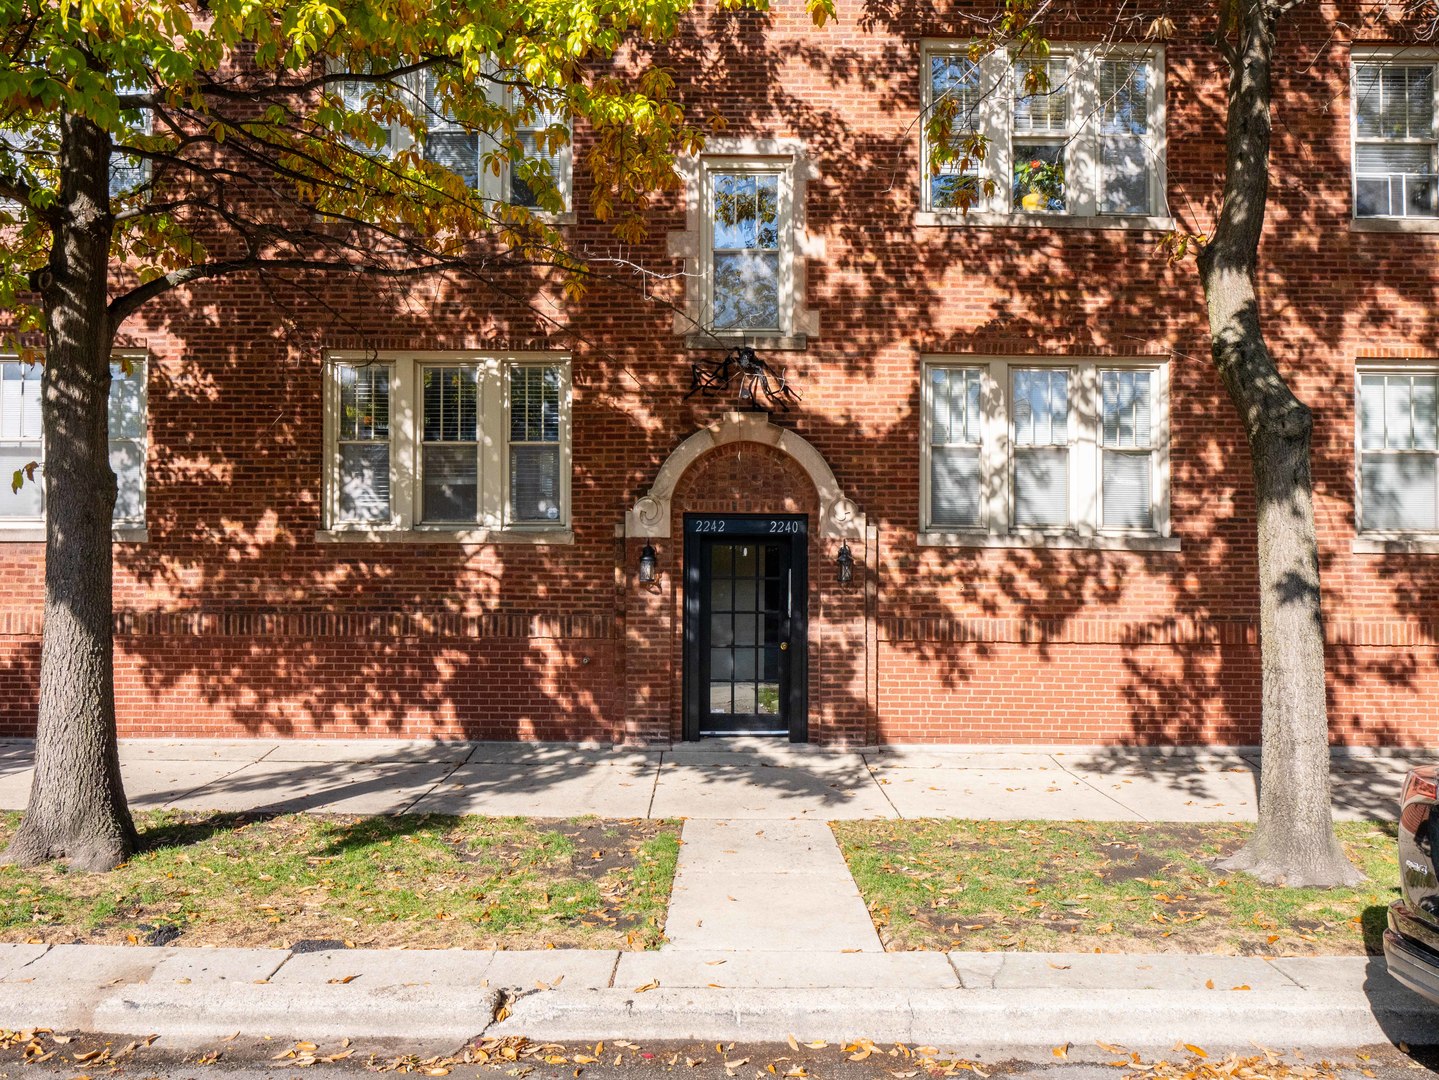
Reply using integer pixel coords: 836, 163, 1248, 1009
620, 412, 876, 747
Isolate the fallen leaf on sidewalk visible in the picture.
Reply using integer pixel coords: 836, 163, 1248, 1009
1052, 1044, 1069, 1060
633, 980, 659, 993
326, 975, 360, 984
1204, 979, 1215, 989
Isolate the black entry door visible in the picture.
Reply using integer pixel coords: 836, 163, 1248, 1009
683, 514, 807, 741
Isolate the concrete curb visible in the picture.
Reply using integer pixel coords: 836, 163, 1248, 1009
494, 985, 1439, 1050
0, 944, 1435, 1052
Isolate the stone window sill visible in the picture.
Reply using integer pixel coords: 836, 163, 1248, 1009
1352, 534, 1439, 554
684, 332, 808, 352
315, 527, 574, 545
918, 529, 1181, 552
1349, 216, 1439, 235
0, 526, 148, 543
914, 210, 1177, 232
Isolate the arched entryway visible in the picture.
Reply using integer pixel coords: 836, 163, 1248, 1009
620, 413, 872, 745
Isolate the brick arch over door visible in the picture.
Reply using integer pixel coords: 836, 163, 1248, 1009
619, 412, 873, 746
624, 412, 865, 540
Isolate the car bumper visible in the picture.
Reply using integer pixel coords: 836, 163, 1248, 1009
1384, 918, 1439, 1007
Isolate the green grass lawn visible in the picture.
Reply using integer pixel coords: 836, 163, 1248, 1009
832, 820, 1399, 955
0, 811, 680, 950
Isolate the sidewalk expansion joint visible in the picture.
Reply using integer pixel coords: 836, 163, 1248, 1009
860, 754, 905, 820
398, 757, 468, 815
1052, 755, 1151, 823
645, 755, 664, 820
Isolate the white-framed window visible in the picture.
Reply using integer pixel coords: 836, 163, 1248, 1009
1351, 50, 1438, 220
0, 355, 147, 538
920, 41, 1166, 223
332, 63, 572, 210
702, 159, 794, 335
1356, 364, 1439, 534
509, 99, 573, 212
920, 356, 1171, 547
322, 352, 571, 539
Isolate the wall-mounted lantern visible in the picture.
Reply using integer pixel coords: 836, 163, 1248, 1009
638, 543, 658, 584
835, 541, 855, 585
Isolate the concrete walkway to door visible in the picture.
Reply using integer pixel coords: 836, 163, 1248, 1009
0, 736, 1418, 822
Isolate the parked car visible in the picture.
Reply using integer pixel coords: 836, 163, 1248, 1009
1384, 765, 1439, 1004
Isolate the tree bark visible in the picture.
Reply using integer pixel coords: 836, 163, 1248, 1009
1199, 0, 1361, 886
1, 109, 138, 872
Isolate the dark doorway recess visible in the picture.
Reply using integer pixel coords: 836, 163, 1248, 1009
683, 514, 808, 742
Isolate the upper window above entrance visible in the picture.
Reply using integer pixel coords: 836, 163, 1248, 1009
708, 170, 783, 333
700, 158, 796, 343
667, 142, 819, 351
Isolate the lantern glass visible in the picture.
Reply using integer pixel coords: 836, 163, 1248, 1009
836, 542, 855, 584
638, 544, 658, 584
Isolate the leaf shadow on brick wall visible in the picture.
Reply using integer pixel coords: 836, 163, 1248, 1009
70, 0, 1439, 820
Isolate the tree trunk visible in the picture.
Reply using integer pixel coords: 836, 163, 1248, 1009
1, 109, 137, 872
1199, 0, 1360, 886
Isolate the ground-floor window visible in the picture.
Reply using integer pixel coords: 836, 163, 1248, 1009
1357, 363, 1439, 534
921, 355, 1171, 546
0, 354, 147, 539
323, 352, 571, 537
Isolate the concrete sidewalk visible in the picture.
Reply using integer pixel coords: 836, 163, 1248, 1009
0, 738, 1419, 822
1, 941, 1435, 1051
2, 738, 1431, 1051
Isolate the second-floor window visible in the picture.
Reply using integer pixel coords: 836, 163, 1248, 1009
703, 161, 795, 336
1352, 54, 1437, 219
922, 42, 1166, 221
333, 64, 572, 211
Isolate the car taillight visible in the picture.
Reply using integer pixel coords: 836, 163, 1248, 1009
1406, 774, 1439, 803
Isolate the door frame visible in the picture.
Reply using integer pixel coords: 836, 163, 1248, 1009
682, 513, 809, 743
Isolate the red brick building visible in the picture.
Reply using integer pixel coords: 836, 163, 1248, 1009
2, 3, 1437, 747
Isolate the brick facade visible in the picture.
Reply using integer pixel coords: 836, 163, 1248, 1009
1, 1, 1437, 746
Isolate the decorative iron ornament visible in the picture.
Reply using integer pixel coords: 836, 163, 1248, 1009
685, 346, 801, 413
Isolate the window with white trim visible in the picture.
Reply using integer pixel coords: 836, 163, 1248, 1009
703, 159, 794, 336
0, 356, 147, 536
509, 100, 573, 211
1356, 366, 1439, 533
1352, 53, 1438, 219
331, 64, 572, 210
921, 357, 1170, 544
921, 42, 1166, 221
324, 353, 570, 536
